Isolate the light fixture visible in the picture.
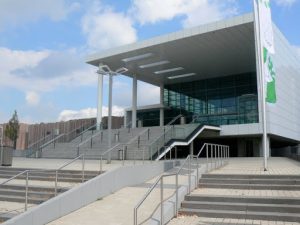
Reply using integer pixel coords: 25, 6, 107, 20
154, 67, 184, 74
122, 53, 153, 63
168, 73, 196, 79
97, 64, 128, 75
139, 60, 170, 69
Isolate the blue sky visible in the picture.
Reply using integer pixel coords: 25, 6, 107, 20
0, 0, 299, 123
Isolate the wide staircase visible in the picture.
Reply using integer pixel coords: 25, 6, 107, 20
0, 167, 100, 223
28, 119, 219, 161
179, 173, 300, 222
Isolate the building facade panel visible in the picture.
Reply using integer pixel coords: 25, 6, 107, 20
266, 26, 300, 141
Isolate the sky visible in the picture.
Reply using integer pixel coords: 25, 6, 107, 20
0, 0, 299, 124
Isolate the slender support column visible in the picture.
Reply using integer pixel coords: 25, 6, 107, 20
96, 73, 103, 130
108, 74, 113, 150
190, 141, 194, 156
159, 83, 164, 127
132, 74, 137, 128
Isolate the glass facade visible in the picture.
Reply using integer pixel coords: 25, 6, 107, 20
164, 73, 259, 126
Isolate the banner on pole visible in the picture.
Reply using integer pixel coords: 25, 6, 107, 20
254, 0, 277, 103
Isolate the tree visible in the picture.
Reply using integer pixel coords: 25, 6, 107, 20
5, 110, 20, 149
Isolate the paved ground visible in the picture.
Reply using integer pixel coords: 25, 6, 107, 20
210, 157, 300, 175
168, 216, 300, 225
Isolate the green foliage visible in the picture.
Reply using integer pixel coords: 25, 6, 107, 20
4, 110, 20, 149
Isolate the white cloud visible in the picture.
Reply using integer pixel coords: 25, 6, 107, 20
81, 2, 137, 51
0, 0, 80, 29
25, 91, 40, 106
58, 106, 124, 121
0, 47, 97, 93
295, 46, 300, 58
130, 0, 238, 28
274, 0, 297, 7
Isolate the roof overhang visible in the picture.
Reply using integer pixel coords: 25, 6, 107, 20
86, 13, 256, 87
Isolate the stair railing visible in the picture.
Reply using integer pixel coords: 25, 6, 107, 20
27, 133, 53, 152
0, 153, 89, 213
133, 143, 230, 225
0, 170, 30, 211
62, 121, 95, 142
165, 114, 182, 126
54, 153, 85, 196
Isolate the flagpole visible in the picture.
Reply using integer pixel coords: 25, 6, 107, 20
253, 0, 268, 171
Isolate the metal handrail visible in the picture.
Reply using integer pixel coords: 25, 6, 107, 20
166, 114, 182, 126
0, 170, 30, 211
99, 143, 123, 172
54, 154, 85, 195
77, 123, 98, 138
76, 129, 102, 154
134, 143, 230, 225
40, 133, 65, 149
1, 153, 88, 214
134, 155, 191, 225
127, 128, 150, 146
27, 133, 53, 149
62, 121, 94, 142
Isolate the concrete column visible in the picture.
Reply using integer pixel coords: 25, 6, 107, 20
96, 74, 103, 130
108, 74, 113, 148
160, 83, 164, 127
190, 141, 194, 156
132, 74, 137, 128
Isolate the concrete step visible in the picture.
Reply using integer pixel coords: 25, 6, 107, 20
0, 184, 66, 193
0, 167, 100, 176
185, 195, 300, 205
179, 208, 300, 222
0, 188, 55, 199
199, 178, 300, 185
202, 174, 300, 180
0, 213, 17, 223
0, 173, 96, 183
198, 183, 300, 190
181, 200, 300, 213
0, 194, 49, 204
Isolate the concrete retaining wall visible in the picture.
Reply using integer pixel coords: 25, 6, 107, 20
4, 160, 180, 225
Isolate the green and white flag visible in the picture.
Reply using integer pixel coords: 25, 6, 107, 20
254, 0, 277, 103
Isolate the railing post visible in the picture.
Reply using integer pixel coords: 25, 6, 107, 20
218, 145, 220, 168
160, 177, 164, 225
55, 170, 58, 196
101, 132, 103, 143
100, 155, 103, 173
123, 145, 127, 166
175, 174, 178, 217
147, 129, 150, 140
214, 145, 217, 169
196, 155, 199, 185
25, 171, 28, 211
134, 207, 137, 225
210, 145, 213, 171
90, 135, 93, 148
188, 155, 191, 194
138, 136, 140, 148
175, 146, 177, 159
82, 154, 85, 183
206, 144, 209, 172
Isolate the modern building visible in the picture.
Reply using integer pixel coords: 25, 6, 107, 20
86, 13, 300, 158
